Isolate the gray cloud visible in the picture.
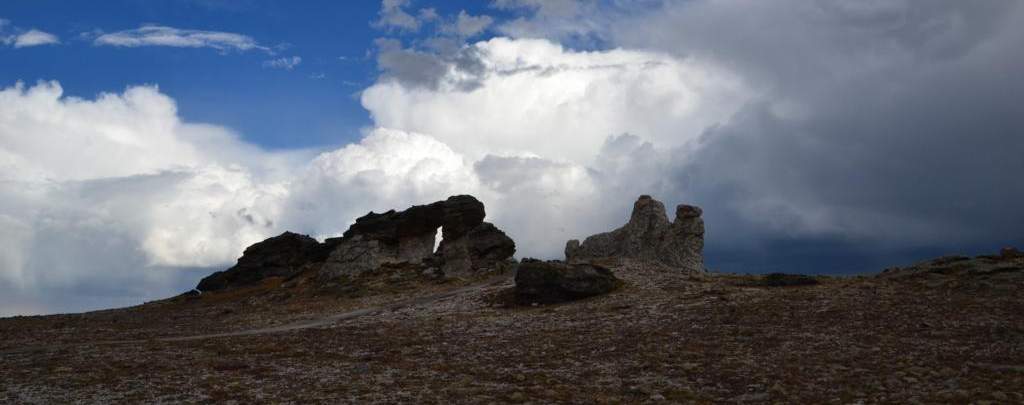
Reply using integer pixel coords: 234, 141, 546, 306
374, 0, 427, 32
606, 0, 1024, 270
373, 37, 487, 90
440, 11, 494, 38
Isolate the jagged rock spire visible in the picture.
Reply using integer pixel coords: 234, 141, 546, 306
565, 195, 704, 271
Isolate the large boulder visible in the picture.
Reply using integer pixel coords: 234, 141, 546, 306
196, 232, 328, 292
515, 259, 620, 303
565, 195, 704, 271
437, 222, 516, 276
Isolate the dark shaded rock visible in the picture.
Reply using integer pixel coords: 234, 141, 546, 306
196, 195, 514, 291
437, 222, 516, 276
340, 195, 484, 242
1000, 247, 1023, 259
515, 259, 619, 304
565, 195, 704, 271
879, 248, 1024, 281
197, 232, 325, 292
319, 195, 514, 280
440, 195, 487, 238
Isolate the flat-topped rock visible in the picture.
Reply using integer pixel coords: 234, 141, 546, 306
514, 259, 620, 304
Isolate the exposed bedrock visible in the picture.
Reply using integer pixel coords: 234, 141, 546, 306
196, 195, 515, 291
565, 195, 705, 271
317, 195, 515, 280
196, 231, 330, 292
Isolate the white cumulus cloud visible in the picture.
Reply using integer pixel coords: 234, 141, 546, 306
0, 81, 301, 314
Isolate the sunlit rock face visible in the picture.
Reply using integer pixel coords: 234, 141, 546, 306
565, 195, 704, 272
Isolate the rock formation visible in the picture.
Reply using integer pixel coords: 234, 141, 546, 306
565, 195, 704, 271
514, 259, 620, 303
197, 232, 331, 292
319, 195, 515, 279
197, 195, 515, 291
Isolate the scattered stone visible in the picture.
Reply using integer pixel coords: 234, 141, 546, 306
565, 195, 704, 271
759, 273, 819, 287
732, 392, 769, 402
514, 259, 620, 304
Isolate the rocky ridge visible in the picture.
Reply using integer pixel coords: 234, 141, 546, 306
878, 246, 1024, 286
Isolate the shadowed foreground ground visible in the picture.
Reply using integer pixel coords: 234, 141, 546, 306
1, 259, 1022, 404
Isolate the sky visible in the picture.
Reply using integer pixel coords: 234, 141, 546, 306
1, 0, 1022, 316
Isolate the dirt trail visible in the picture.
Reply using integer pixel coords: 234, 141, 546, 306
0, 275, 511, 355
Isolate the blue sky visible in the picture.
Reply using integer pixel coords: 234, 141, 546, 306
1, 0, 513, 149
2, 1, 1023, 315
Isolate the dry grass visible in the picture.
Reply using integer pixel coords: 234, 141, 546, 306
2, 261, 1022, 403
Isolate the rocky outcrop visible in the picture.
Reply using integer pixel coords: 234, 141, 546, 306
514, 259, 620, 303
195, 195, 515, 292
318, 195, 515, 280
197, 232, 330, 292
565, 195, 704, 271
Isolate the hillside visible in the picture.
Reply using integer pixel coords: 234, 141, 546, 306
1, 196, 1022, 404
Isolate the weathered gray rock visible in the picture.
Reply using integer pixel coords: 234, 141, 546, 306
565, 195, 704, 271
197, 231, 328, 291
515, 259, 620, 303
319, 195, 515, 280
196, 195, 515, 290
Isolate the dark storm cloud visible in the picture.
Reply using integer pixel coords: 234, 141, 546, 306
612, 0, 1024, 271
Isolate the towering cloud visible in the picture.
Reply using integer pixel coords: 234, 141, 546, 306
364, 37, 746, 163
3, 0, 1023, 315
0, 82, 298, 314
